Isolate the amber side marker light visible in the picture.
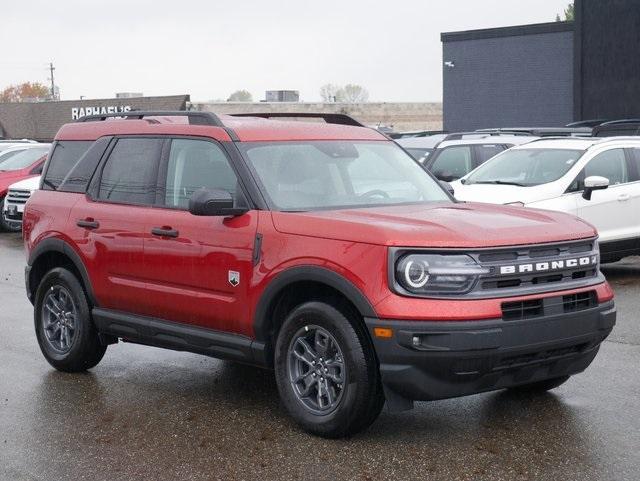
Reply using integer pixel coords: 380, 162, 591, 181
373, 327, 394, 339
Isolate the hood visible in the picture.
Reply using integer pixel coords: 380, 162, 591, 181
8, 175, 40, 190
450, 181, 552, 205
0, 170, 35, 194
271, 202, 596, 248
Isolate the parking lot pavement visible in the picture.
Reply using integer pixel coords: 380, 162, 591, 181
0, 232, 638, 481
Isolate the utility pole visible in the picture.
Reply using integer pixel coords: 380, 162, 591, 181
48, 62, 56, 100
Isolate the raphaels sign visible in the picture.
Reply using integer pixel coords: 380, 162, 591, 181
71, 105, 132, 120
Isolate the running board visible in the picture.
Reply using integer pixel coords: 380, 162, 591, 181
92, 308, 267, 366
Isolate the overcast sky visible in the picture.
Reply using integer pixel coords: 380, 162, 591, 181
1, 0, 571, 103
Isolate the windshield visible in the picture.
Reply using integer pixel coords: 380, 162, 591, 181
464, 148, 584, 186
0, 149, 22, 164
0, 147, 49, 171
240, 141, 450, 211
405, 147, 432, 162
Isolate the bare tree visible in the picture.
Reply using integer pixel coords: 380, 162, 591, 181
341, 84, 369, 103
319, 84, 343, 102
227, 90, 253, 102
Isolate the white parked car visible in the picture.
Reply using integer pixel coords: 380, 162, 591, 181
420, 133, 538, 182
2, 175, 40, 231
451, 137, 640, 262
0, 139, 38, 153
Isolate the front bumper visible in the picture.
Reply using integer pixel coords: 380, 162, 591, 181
366, 300, 615, 410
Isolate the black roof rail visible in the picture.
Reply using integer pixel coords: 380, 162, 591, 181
565, 119, 608, 128
389, 130, 448, 139
76, 110, 226, 128
443, 131, 533, 141
525, 136, 599, 144
476, 127, 592, 137
598, 118, 640, 126
229, 112, 364, 127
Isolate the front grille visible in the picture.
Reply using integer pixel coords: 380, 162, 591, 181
501, 290, 597, 321
6, 189, 32, 205
501, 299, 543, 321
496, 342, 589, 370
471, 239, 600, 297
563, 290, 597, 312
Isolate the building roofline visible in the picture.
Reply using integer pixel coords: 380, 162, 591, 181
441, 21, 573, 43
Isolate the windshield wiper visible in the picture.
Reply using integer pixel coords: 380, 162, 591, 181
472, 180, 528, 187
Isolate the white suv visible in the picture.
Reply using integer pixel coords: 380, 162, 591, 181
451, 137, 640, 262
419, 133, 537, 182
2, 175, 40, 231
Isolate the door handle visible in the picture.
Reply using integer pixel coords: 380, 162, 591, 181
618, 194, 631, 202
76, 218, 99, 229
151, 227, 179, 238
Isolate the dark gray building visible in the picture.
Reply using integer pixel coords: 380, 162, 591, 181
442, 0, 640, 132
442, 22, 574, 131
0, 94, 189, 141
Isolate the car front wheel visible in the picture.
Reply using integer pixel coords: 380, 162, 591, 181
34, 267, 107, 372
274, 301, 384, 438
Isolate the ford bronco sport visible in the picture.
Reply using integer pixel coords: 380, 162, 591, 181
24, 111, 616, 438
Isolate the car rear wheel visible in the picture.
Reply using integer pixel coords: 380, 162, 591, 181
274, 301, 384, 438
34, 267, 107, 372
507, 375, 570, 394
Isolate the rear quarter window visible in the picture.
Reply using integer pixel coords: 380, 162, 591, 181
42, 141, 94, 190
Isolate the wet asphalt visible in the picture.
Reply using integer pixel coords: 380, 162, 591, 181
0, 232, 639, 481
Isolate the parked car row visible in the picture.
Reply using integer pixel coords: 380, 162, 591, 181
0, 143, 51, 231
451, 136, 640, 262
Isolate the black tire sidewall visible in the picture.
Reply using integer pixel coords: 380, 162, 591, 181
34, 267, 100, 370
274, 301, 378, 437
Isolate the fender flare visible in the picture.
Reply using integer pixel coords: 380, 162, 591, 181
27, 237, 98, 306
252, 265, 377, 343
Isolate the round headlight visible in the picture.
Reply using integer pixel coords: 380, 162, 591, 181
403, 259, 430, 288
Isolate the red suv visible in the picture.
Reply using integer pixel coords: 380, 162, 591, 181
24, 112, 616, 437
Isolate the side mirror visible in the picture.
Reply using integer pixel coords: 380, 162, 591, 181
582, 175, 609, 200
439, 180, 455, 196
188, 188, 248, 216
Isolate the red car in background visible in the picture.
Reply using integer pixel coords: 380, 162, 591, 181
0, 144, 51, 231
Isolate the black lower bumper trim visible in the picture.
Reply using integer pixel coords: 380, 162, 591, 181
366, 301, 615, 409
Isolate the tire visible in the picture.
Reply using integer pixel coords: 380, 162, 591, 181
274, 301, 384, 438
507, 375, 570, 394
34, 267, 107, 372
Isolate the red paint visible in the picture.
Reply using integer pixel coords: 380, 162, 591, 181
0, 157, 44, 197
23, 116, 613, 341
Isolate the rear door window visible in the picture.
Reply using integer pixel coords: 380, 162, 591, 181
474, 144, 506, 165
97, 138, 163, 205
627, 147, 640, 181
42, 141, 93, 190
583, 149, 629, 185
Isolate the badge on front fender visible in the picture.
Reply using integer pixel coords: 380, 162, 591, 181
228, 271, 240, 287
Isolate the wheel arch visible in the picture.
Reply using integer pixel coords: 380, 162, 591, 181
27, 238, 97, 307
253, 266, 378, 366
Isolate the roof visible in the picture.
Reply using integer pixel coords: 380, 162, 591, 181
441, 21, 573, 43
55, 112, 387, 143
396, 135, 447, 149
436, 136, 537, 149
221, 115, 385, 142
1, 143, 51, 153
511, 136, 640, 150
